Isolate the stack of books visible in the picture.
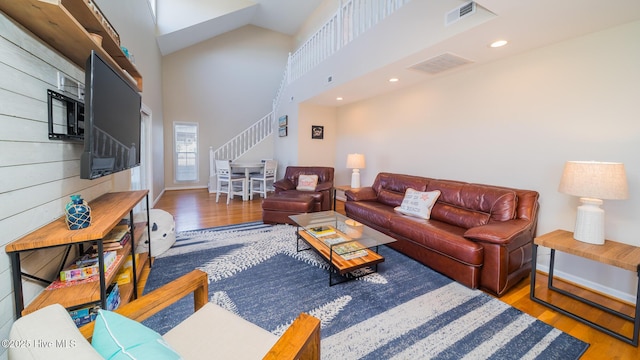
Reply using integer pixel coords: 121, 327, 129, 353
102, 224, 131, 251
308, 226, 336, 237
333, 242, 368, 260
68, 282, 120, 327
59, 250, 117, 282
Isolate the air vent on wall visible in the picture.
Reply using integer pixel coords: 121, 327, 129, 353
408, 53, 474, 75
445, 1, 476, 26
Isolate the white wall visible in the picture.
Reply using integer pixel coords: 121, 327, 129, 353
162, 25, 291, 189
0, 2, 161, 356
332, 20, 640, 301
0, 13, 111, 358
294, 0, 339, 47
297, 103, 337, 167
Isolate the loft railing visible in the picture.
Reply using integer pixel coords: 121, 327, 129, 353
273, 0, 410, 113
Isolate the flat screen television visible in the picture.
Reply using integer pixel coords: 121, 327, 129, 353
81, 51, 141, 180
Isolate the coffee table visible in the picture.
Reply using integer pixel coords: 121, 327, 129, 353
289, 211, 396, 286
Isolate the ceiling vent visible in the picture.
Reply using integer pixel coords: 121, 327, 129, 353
408, 53, 474, 75
445, 1, 476, 26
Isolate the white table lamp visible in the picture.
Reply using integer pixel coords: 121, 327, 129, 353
346, 153, 366, 188
558, 161, 628, 245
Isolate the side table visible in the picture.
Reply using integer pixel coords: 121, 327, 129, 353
333, 185, 352, 210
530, 229, 640, 345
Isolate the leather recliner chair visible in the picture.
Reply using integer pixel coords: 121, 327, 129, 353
272, 166, 335, 211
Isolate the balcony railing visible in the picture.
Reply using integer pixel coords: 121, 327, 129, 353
274, 0, 409, 113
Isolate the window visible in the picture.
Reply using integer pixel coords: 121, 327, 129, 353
174, 122, 198, 182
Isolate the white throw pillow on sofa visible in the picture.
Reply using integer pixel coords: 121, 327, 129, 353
394, 188, 441, 219
296, 174, 318, 191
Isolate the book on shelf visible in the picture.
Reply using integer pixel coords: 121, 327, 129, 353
47, 255, 122, 290
101, 232, 131, 251
59, 251, 117, 282
105, 282, 121, 311
332, 242, 368, 260
322, 233, 347, 246
103, 224, 130, 242
308, 225, 336, 236
68, 304, 99, 327
339, 249, 368, 260
115, 266, 132, 285
67, 282, 120, 327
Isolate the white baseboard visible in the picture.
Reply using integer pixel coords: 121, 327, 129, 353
535, 263, 636, 304
164, 185, 208, 191
152, 188, 165, 207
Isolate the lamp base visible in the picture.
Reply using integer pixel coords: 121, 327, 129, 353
573, 197, 605, 245
351, 169, 361, 188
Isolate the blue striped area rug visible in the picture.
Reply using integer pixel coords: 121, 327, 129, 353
144, 222, 589, 359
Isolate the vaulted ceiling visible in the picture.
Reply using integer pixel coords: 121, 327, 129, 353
155, 0, 640, 106
156, 0, 323, 55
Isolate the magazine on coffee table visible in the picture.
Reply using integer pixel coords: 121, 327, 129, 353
332, 242, 368, 260
320, 233, 346, 246
308, 226, 336, 237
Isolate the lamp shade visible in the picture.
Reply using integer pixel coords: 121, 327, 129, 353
558, 161, 629, 200
346, 153, 366, 169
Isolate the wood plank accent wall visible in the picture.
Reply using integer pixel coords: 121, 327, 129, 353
0, 12, 114, 354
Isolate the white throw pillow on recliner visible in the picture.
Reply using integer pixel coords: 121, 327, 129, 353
8, 304, 103, 360
296, 174, 318, 191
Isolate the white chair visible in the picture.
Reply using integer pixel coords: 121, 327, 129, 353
246, 159, 271, 177
250, 160, 277, 200
215, 160, 246, 204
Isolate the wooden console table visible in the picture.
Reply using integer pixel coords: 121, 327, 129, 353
530, 229, 640, 345
5, 191, 151, 318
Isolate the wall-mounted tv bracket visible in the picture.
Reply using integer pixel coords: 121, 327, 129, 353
48, 89, 85, 141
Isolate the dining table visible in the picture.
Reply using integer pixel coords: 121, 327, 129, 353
230, 161, 265, 200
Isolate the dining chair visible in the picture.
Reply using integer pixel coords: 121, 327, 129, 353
250, 160, 277, 200
215, 160, 246, 204
248, 159, 271, 176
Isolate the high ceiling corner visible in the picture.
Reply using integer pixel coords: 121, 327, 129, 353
155, 0, 323, 56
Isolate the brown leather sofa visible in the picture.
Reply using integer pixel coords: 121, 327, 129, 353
344, 172, 539, 297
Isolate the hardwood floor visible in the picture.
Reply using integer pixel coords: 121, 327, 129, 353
152, 188, 639, 359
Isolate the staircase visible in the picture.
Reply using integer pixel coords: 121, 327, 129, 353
210, 0, 411, 180
208, 113, 273, 192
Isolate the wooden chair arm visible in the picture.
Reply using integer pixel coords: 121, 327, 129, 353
79, 269, 209, 339
78, 269, 320, 360
264, 313, 321, 360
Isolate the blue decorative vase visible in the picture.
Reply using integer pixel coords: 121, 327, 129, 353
65, 195, 91, 230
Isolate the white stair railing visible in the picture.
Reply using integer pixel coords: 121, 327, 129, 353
273, 0, 410, 110
208, 112, 273, 192
210, 112, 273, 163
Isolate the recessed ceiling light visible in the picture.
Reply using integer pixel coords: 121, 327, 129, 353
389, 78, 399, 82
490, 40, 508, 48
336, 97, 343, 101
